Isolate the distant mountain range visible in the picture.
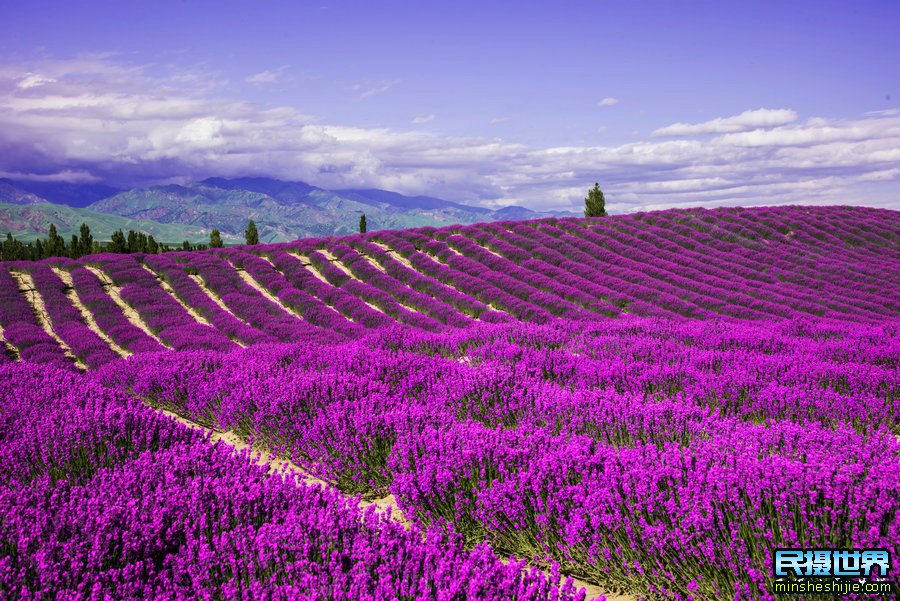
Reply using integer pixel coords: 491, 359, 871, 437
0, 177, 574, 244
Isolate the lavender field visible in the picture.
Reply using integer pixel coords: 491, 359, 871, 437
1, 205, 898, 600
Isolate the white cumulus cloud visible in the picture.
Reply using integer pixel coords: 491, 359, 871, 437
597, 97, 619, 107
0, 56, 898, 212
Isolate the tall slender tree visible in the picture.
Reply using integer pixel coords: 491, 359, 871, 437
109, 229, 128, 253
46, 224, 66, 257
583, 182, 607, 217
359, 213, 367, 234
245, 220, 259, 245
210, 229, 223, 248
79, 223, 93, 257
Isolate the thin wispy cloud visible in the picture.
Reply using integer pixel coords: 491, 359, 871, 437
245, 66, 289, 85
352, 79, 400, 99
17, 73, 57, 89
652, 108, 798, 137
597, 97, 619, 107
0, 56, 898, 213
411, 113, 435, 124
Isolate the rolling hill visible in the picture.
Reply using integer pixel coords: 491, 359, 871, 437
1, 205, 898, 600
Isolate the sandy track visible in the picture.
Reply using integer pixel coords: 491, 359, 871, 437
9, 270, 86, 370
315, 250, 433, 319
0, 325, 20, 361
51, 267, 130, 359
356, 252, 388, 274
292, 252, 388, 316
227, 261, 314, 323
140, 264, 247, 348
155, 407, 408, 524
153, 404, 629, 600
187, 273, 247, 323
366, 242, 499, 321
83, 266, 171, 349
140, 264, 213, 327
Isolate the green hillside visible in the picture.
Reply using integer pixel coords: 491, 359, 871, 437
0, 202, 241, 244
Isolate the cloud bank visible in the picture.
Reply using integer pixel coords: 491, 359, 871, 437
1, 56, 898, 213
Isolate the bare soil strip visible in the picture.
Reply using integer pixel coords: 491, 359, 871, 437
51, 267, 130, 359
139, 265, 247, 349
262, 255, 367, 318
317, 249, 354, 278
140, 264, 214, 327
155, 406, 622, 600
293, 253, 388, 316
83, 266, 171, 349
366, 242, 496, 320
357, 252, 388, 274
9, 271, 87, 370
155, 407, 407, 524
314, 250, 432, 318
187, 273, 247, 323
470, 240, 505, 259
349, 252, 438, 315
227, 262, 310, 322
0, 326, 20, 361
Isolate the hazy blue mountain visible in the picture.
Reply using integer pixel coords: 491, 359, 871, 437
86, 177, 575, 243
334, 188, 493, 213
0, 180, 50, 206
4, 179, 125, 208
2, 176, 575, 244
200, 177, 322, 204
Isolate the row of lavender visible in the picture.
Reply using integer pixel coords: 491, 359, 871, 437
105, 317, 900, 600
0, 360, 587, 600
2, 206, 897, 372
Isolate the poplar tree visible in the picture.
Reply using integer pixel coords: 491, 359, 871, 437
79, 223, 93, 257
210, 229, 223, 248
245, 220, 259, 245
46, 224, 66, 257
359, 213, 367, 234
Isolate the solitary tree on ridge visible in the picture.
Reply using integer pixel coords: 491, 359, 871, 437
359, 213, 367, 234
245, 220, 259, 245
584, 182, 607, 218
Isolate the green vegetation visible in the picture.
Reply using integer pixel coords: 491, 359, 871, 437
210, 229, 224, 248
0, 222, 212, 261
359, 213, 367, 234
245, 219, 259, 245
584, 182, 607, 217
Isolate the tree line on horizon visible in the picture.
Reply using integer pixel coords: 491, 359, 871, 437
1, 219, 263, 262
1, 179, 606, 262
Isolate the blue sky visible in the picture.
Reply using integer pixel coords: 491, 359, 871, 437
1, 0, 898, 212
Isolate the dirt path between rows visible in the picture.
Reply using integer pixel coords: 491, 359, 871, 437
316, 249, 435, 319
83, 266, 171, 349
366, 242, 502, 321
51, 267, 131, 359
152, 406, 631, 601
227, 260, 325, 325
140, 264, 213, 327
286, 252, 387, 316
0, 325, 20, 361
140, 264, 247, 349
9, 270, 87, 370
187, 273, 247, 323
